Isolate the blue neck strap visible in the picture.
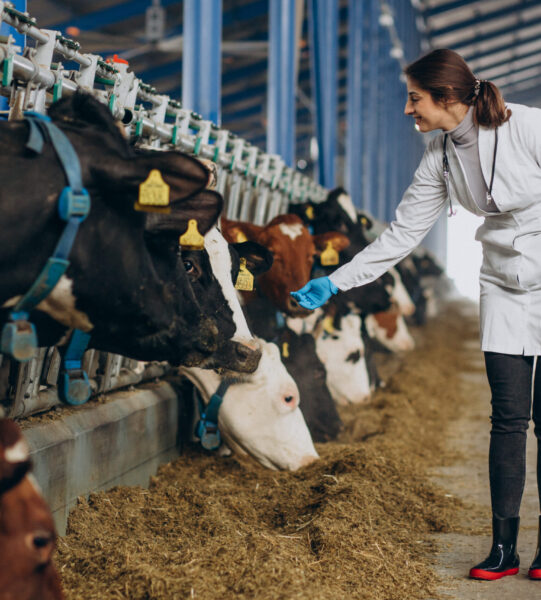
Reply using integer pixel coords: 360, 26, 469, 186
1, 112, 91, 365
196, 379, 232, 451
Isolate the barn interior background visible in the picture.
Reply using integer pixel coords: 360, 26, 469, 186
1, 0, 541, 581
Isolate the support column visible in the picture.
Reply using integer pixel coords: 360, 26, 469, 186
363, 0, 379, 215
267, 0, 296, 168
182, 0, 222, 124
308, 0, 338, 188
345, 0, 363, 208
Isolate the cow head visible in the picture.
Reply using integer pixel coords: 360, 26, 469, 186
181, 338, 318, 470
0, 420, 62, 600
0, 93, 231, 366
221, 215, 349, 317
179, 228, 272, 373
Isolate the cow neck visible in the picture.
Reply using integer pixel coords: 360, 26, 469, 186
0, 112, 92, 405
196, 379, 232, 451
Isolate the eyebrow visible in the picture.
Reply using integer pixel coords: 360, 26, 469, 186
408, 91, 420, 97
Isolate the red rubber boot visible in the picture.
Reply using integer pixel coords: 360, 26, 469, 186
469, 516, 520, 580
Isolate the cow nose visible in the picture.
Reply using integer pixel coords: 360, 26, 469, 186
234, 341, 262, 373
289, 295, 300, 309
299, 455, 318, 467
286, 296, 312, 317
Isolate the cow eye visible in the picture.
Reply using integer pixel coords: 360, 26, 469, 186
183, 259, 195, 274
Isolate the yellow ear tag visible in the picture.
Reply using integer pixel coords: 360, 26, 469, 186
360, 216, 368, 226
282, 342, 290, 358
320, 241, 339, 266
322, 315, 335, 335
234, 258, 254, 291
179, 219, 205, 250
135, 169, 171, 213
235, 231, 248, 243
305, 205, 314, 220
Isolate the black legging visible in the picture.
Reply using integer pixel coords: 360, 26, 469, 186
484, 352, 541, 519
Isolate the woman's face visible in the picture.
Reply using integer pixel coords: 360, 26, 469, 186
404, 77, 455, 132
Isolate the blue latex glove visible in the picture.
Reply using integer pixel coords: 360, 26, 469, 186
290, 276, 339, 310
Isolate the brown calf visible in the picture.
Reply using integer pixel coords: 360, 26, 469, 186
0, 419, 63, 600
222, 214, 349, 316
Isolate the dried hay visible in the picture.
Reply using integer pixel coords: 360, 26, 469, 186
57, 304, 478, 599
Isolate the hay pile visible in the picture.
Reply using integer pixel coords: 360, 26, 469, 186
57, 304, 477, 599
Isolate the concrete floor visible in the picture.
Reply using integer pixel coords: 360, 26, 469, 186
428, 304, 541, 599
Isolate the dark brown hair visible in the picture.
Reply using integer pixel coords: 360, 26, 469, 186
404, 48, 510, 128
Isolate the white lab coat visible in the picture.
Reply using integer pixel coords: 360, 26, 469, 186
329, 102, 541, 355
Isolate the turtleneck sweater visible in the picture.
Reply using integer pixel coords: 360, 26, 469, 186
447, 106, 499, 213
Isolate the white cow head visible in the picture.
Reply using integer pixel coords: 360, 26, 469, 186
180, 339, 318, 471
365, 310, 415, 352
287, 312, 371, 406
386, 267, 415, 316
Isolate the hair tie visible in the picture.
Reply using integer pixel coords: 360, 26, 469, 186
474, 79, 481, 97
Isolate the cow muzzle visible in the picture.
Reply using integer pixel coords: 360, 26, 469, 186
230, 340, 262, 373
286, 295, 312, 318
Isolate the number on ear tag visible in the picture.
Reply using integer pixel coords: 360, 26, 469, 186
305, 205, 314, 220
282, 342, 290, 358
322, 315, 335, 335
234, 258, 254, 291
179, 219, 205, 250
135, 169, 171, 213
320, 241, 339, 266
235, 231, 248, 243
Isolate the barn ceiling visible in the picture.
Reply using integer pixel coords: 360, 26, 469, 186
26, 1, 541, 166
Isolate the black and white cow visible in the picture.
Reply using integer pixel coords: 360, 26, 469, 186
243, 296, 343, 442
0, 93, 261, 371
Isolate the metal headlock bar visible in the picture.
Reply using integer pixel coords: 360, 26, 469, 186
0, 2, 327, 418
0, 1, 326, 212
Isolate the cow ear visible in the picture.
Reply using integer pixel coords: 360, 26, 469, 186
221, 217, 263, 244
145, 190, 223, 236
312, 231, 350, 255
232, 241, 274, 276
97, 150, 211, 206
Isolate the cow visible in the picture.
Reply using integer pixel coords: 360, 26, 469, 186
180, 338, 318, 470
221, 214, 349, 317
364, 306, 416, 353
0, 419, 63, 600
287, 308, 371, 405
242, 296, 343, 442
0, 93, 261, 372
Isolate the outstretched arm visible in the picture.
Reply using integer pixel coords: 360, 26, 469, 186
291, 138, 447, 309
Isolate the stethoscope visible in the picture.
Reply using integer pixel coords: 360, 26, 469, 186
442, 128, 498, 216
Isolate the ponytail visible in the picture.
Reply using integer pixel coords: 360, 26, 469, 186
405, 49, 511, 129
474, 79, 510, 128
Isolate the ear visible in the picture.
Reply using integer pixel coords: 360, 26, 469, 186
288, 201, 316, 224
221, 217, 264, 244
145, 190, 223, 236
97, 149, 211, 206
313, 231, 350, 255
232, 241, 273, 276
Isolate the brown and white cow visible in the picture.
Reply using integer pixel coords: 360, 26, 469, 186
221, 214, 349, 316
365, 305, 415, 352
0, 419, 63, 600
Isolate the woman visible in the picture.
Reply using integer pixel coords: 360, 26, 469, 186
291, 48, 541, 581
